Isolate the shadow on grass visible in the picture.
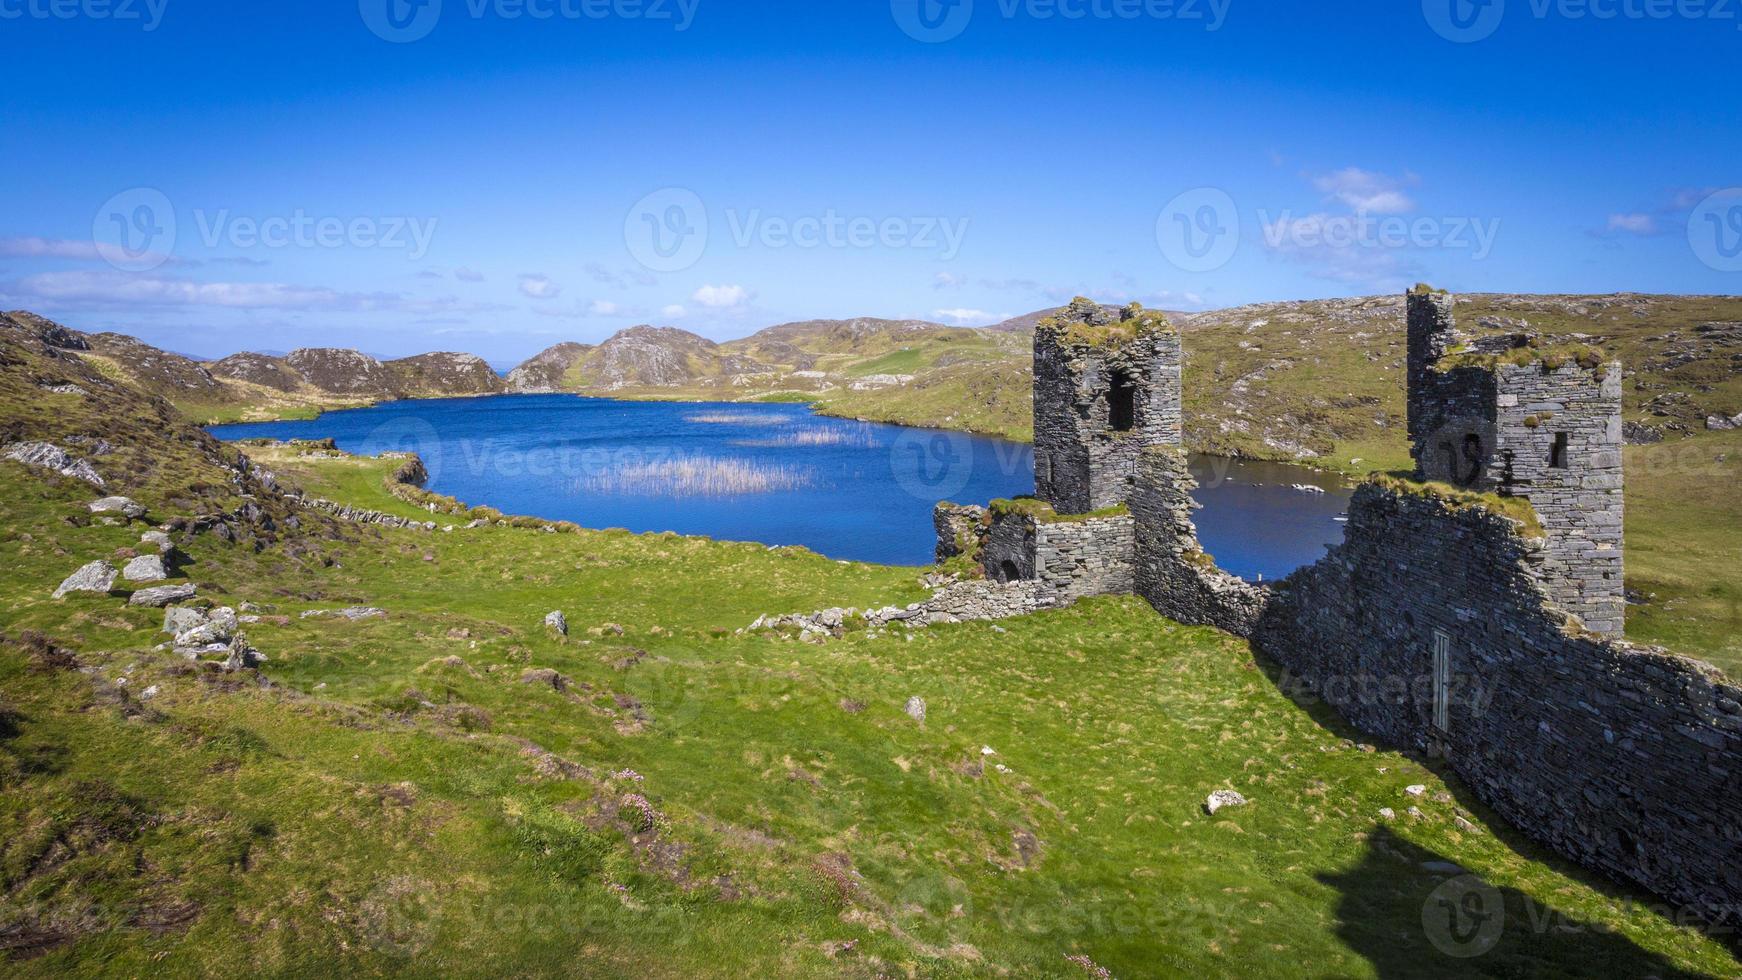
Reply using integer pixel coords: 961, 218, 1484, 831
1320, 826, 1723, 979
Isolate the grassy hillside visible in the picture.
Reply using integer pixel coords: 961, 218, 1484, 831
6, 459, 1740, 976
2, 318, 1740, 975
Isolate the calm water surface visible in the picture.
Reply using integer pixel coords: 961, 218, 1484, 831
209, 395, 1350, 575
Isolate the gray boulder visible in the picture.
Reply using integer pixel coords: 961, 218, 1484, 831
53, 560, 116, 598
175, 607, 238, 647
4, 441, 104, 487
129, 583, 197, 608
88, 496, 146, 519
1205, 790, 1249, 815
121, 554, 169, 583
140, 530, 174, 554
1707, 413, 1742, 431
164, 606, 207, 634
904, 696, 927, 724
545, 610, 568, 636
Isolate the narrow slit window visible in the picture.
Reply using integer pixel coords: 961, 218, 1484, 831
1108, 372, 1136, 432
1550, 432, 1570, 469
1432, 630, 1452, 735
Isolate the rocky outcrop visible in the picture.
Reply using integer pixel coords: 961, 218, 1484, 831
209, 351, 303, 392
129, 583, 196, 607
283, 348, 391, 395
385, 352, 507, 397
3, 441, 104, 487
84, 332, 227, 400
506, 342, 593, 392
88, 496, 146, 519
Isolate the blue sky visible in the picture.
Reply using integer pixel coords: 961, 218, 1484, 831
2, 0, 1739, 362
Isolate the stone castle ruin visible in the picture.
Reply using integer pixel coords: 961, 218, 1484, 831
922, 291, 1740, 926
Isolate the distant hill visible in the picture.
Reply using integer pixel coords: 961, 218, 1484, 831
14, 292, 1740, 472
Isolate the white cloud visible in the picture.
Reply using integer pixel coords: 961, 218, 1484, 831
932, 271, 968, 290
692, 284, 750, 310
1606, 213, 1659, 236
0, 235, 184, 268
0, 269, 509, 315
931, 308, 1005, 327
588, 300, 620, 316
661, 304, 687, 318
1311, 167, 1417, 214
518, 274, 561, 300
454, 267, 485, 282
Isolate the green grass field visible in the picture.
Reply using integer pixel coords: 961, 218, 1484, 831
3, 446, 1739, 976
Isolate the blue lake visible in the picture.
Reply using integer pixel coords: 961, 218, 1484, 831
209, 395, 1350, 576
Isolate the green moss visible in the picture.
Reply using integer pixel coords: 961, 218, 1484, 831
1411, 282, 1448, 296
1036, 298, 1176, 349
1436, 342, 1610, 377
1368, 474, 1545, 537
989, 496, 1129, 523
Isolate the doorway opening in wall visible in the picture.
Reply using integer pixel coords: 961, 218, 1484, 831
1551, 432, 1570, 469
1432, 629, 1452, 735
1109, 371, 1136, 432
998, 560, 1022, 582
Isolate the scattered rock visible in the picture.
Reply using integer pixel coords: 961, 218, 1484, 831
121, 554, 169, 583
1405, 785, 1427, 797
3, 441, 104, 487
904, 696, 926, 724
88, 496, 146, 519
1707, 413, 1742, 431
164, 607, 207, 634
140, 530, 174, 554
1205, 789, 1248, 815
53, 560, 116, 598
129, 583, 197, 608
520, 668, 571, 691
1379, 807, 1397, 820
545, 611, 568, 636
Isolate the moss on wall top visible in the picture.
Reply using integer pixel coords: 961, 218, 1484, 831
990, 496, 1131, 523
1037, 298, 1176, 350
1368, 473, 1544, 538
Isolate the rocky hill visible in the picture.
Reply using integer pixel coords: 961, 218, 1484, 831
503, 341, 593, 392
16, 291, 1741, 475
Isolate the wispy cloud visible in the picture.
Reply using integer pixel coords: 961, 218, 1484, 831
692, 284, 750, 310
454, 266, 485, 282
0, 269, 509, 315
0, 235, 185, 269
584, 262, 658, 289
931, 308, 1006, 327
518, 274, 561, 300
1311, 167, 1418, 214
1606, 213, 1660, 236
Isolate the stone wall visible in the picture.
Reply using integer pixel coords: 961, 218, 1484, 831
1250, 484, 1742, 924
1033, 299, 1183, 515
1490, 361, 1626, 634
1404, 289, 1625, 635
933, 503, 988, 564
1129, 448, 1271, 637
1035, 514, 1135, 601
980, 505, 1135, 603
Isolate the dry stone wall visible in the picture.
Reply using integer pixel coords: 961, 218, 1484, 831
1248, 484, 1741, 924
1129, 448, 1270, 637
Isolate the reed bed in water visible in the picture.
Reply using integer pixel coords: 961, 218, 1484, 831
576, 455, 814, 497
731, 427, 882, 449
684, 412, 792, 426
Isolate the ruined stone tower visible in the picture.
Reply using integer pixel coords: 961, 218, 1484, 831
1033, 298, 1183, 515
1404, 286, 1626, 635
